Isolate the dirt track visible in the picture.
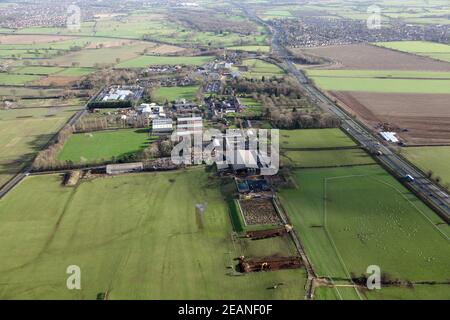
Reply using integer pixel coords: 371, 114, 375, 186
301, 44, 450, 71
330, 91, 450, 145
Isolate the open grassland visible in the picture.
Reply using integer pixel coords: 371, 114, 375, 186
12, 12, 266, 48
363, 285, 450, 300
279, 165, 450, 300
0, 87, 65, 98
58, 129, 153, 164
152, 85, 199, 103
0, 74, 41, 86
43, 43, 156, 67
0, 106, 83, 187
236, 59, 284, 79
375, 41, 450, 63
403, 146, 450, 187
12, 66, 65, 75
0, 169, 306, 299
116, 55, 214, 68
282, 149, 374, 168
280, 129, 356, 149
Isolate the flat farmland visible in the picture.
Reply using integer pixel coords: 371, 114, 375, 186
152, 85, 200, 103
0, 106, 83, 187
0, 169, 306, 299
236, 59, 284, 79
116, 55, 214, 68
0, 74, 41, 86
279, 165, 450, 299
301, 44, 450, 71
329, 91, 450, 145
44, 43, 156, 67
58, 129, 153, 164
282, 149, 374, 168
280, 128, 356, 149
301, 44, 450, 144
375, 41, 450, 63
403, 146, 450, 186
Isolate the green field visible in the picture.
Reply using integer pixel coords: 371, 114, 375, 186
152, 85, 199, 103
0, 74, 41, 85
116, 55, 214, 68
403, 146, 450, 186
375, 41, 450, 63
0, 169, 306, 299
282, 149, 375, 168
58, 129, 153, 164
12, 66, 65, 75
280, 129, 356, 149
306, 69, 450, 79
309, 76, 450, 94
236, 59, 284, 79
279, 165, 450, 300
228, 45, 271, 53
0, 106, 83, 187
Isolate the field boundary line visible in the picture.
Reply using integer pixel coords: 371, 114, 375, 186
324, 177, 364, 300
370, 177, 450, 242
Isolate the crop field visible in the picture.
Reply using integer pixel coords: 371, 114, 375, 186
0, 106, 83, 187
0, 169, 306, 299
236, 59, 284, 79
375, 41, 450, 63
301, 44, 450, 71
310, 76, 450, 94
58, 129, 153, 164
403, 146, 450, 186
152, 85, 200, 103
116, 55, 214, 68
302, 43, 450, 144
280, 129, 356, 149
279, 165, 450, 299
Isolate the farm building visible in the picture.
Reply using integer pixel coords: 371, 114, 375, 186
106, 162, 144, 175
139, 103, 165, 119
153, 118, 173, 135
176, 116, 203, 136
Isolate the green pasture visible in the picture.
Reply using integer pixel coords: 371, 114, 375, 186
0, 169, 306, 299
57, 129, 153, 164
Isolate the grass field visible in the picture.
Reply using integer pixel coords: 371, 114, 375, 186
306, 69, 450, 79
282, 149, 375, 168
375, 41, 450, 63
0, 169, 306, 299
12, 66, 65, 75
403, 146, 450, 186
116, 55, 214, 68
0, 106, 83, 187
279, 165, 450, 299
236, 59, 284, 79
152, 85, 199, 103
228, 45, 271, 53
0, 74, 41, 85
309, 76, 450, 94
57, 129, 153, 164
280, 129, 356, 149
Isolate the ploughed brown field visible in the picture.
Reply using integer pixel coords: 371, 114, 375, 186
298, 44, 450, 145
32, 75, 81, 87
329, 91, 450, 145
300, 44, 450, 71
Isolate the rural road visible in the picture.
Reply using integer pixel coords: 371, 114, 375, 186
0, 105, 88, 200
